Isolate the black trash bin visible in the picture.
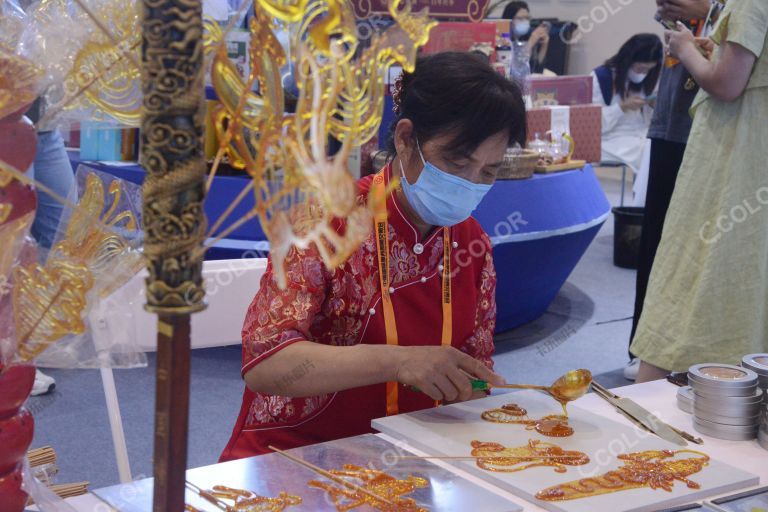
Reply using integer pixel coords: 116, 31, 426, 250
612, 207, 644, 269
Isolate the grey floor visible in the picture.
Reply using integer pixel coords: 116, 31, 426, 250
28, 170, 637, 490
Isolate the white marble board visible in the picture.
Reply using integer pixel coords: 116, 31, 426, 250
372, 390, 760, 512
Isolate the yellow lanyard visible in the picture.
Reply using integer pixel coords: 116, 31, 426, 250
372, 170, 452, 416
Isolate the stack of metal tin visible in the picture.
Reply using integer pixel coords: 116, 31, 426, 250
759, 401, 768, 450
742, 354, 768, 400
688, 363, 762, 441
676, 386, 694, 414
743, 355, 768, 450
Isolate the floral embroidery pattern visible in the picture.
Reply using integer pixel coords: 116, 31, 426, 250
464, 237, 497, 369
239, 193, 497, 430
390, 240, 420, 283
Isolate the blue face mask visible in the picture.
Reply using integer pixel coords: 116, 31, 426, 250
398, 142, 493, 227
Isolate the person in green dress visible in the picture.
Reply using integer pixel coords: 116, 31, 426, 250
632, 0, 768, 382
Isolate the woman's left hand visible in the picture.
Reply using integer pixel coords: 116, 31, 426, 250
665, 21, 696, 59
444, 390, 488, 405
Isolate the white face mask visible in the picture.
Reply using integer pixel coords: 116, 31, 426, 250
628, 69, 648, 84
514, 20, 531, 37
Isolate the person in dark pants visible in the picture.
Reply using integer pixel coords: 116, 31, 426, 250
624, 0, 722, 381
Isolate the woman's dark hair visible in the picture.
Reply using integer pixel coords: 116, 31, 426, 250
387, 52, 526, 158
502, 1, 529, 20
605, 33, 663, 99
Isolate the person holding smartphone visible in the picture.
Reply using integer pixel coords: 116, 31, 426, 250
502, 1, 550, 73
592, 34, 663, 174
623, 0, 723, 381
632, 0, 768, 381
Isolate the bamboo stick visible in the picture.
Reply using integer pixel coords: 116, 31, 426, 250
185, 481, 230, 512
268, 445, 396, 507
37, 39, 141, 129
395, 455, 588, 460
71, 0, 141, 69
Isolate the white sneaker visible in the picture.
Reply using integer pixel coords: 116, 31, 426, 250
623, 358, 640, 381
31, 369, 56, 396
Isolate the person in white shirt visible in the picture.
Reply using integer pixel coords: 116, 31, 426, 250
592, 34, 663, 173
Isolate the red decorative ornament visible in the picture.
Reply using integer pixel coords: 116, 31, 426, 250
0, 364, 35, 418
0, 99, 39, 512
0, 120, 36, 176
0, 361, 36, 510
0, 464, 27, 512
0, 406, 34, 474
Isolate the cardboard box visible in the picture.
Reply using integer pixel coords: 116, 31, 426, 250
493, 20, 512, 40
98, 127, 122, 161
529, 75, 593, 107
352, 0, 491, 22
421, 22, 497, 58
79, 122, 100, 161
119, 128, 139, 161
527, 105, 602, 163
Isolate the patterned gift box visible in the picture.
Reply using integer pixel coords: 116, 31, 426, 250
421, 22, 498, 59
529, 75, 594, 107
526, 105, 602, 163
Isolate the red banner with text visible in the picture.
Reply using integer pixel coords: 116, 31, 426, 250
352, 0, 490, 23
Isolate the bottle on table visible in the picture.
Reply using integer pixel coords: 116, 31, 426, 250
495, 33, 513, 77
510, 41, 532, 105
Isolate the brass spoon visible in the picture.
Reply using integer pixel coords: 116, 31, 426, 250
481, 369, 593, 415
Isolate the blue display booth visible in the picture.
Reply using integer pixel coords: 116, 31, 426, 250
69, 151, 608, 331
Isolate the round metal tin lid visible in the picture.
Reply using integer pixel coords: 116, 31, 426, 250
689, 379, 758, 397
689, 363, 759, 385
688, 368, 760, 388
742, 354, 768, 375
689, 376, 758, 390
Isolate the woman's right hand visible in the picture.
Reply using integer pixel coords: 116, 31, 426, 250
393, 346, 506, 402
529, 25, 550, 46
620, 96, 647, 112
695, 37, 715, 60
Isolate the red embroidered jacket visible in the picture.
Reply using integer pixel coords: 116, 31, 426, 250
220, 165, 497, 460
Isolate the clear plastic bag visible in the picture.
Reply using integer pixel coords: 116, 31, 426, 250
0, 236, 38, 364
22, 458, 78, 512
0, 0, 27, 53
32, 165, 147, 369
31, 462, 59, 487
16, 0, 142, 129
16, 1, 91, 94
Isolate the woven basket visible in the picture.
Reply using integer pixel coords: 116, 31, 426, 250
498, 149, 538, 180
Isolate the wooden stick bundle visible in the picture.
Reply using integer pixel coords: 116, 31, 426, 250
49, 482, 89, 499
27, 446, 57, 467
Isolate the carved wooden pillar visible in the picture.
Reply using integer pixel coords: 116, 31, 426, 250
140, 0, 207, 510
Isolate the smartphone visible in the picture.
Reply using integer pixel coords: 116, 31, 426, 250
657, 16, 677, 31
666, 372, 689, 387
646, 93, 657, 102
531, 19, 553, 31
